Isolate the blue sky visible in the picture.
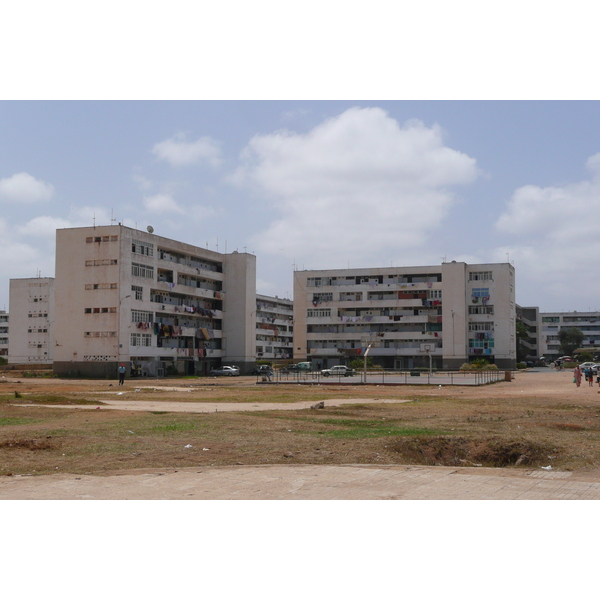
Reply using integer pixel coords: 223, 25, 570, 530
1, 100, 600, 312
2, 2, 600, 315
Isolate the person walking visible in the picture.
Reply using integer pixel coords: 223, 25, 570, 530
574, 365, 582, 387
588, 368, 595, 387
118, 363, 126, 386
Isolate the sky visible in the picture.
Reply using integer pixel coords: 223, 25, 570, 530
2, 100, 600, 313
2, 2, 600, 316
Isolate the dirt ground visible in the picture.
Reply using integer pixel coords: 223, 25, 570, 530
2, 367, 600, 478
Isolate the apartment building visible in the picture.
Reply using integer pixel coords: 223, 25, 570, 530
540, 311, 600, 360
293, 261, 516, 370
0, 310, 8, 357
7, 278, 55, 364
255, 294, 293, 361
53, 225, 256, 377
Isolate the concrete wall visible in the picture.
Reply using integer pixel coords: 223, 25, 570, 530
222, 251, 256, 374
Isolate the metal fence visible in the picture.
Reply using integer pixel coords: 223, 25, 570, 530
257, 369, 507, 386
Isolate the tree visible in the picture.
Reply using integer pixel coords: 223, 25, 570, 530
558, 327, 584, 356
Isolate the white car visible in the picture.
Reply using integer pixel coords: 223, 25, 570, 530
321, 365, 356, 377
210, 366, 240, 377
578, 362, 599, 374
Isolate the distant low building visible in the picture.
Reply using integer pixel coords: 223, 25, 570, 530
540, 311, 600, 360
7, 278, 55, 364
0, 310, 8, 357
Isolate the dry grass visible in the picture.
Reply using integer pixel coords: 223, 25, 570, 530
2, 371, 600, 476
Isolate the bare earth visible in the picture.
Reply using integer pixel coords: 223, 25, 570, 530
2, 368, 600, 499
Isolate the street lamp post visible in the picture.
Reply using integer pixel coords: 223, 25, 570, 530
363, 344, 372, 383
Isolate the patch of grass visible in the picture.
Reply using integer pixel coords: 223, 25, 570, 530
150, 422, 197, 433
321, 425, 445, 439
150, 411, 169, 415
0, 395, 103, 406
0, 417, 41, 426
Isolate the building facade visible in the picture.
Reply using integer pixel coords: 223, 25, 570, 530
540, 311, 600, 360
255, 294, 293, 361
7, 278, 55, 364
0, 310, 8, 357
293, 261, 516, 370
53, 225, 256, 377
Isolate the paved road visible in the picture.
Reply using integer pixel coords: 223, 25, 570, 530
2, 463, 600, 499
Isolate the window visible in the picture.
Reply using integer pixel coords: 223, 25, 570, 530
307, 308, 331, 318
469, 305, 494, 315
469, 322, 494, 331
84, 331, 117, 337
132, 285, 143, 301
85, 283, 118, 290
312, 292, 333, 303
469, 271, 493, 281
131, 333, 152, 347
86, 236, 118, 243
471, 288, 490, 298
132, 310, 153, 323
85, 259, 118, 266
542, 316, 560, 323
132, 263, 154, 279
132, 239, 154, 257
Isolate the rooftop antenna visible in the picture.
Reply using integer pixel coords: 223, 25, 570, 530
225, 240, 227, 254
111, 209, 117, 225
216, 237, 218, 252
93, 213, 96, 228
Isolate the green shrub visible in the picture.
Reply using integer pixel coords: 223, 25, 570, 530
460, 359, 499, 371
517, 362, 527, 369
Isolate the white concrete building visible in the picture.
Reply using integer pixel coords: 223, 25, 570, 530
540, 311, 600, 360
53, 225, 257, 377
255, 294, 293, 361
293, 261, 516, 370
0, 310, 8, 357
7, 278, 55, 364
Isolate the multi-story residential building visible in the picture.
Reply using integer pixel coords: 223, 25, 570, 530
516, 305, 541, 362
255, 294, 293, 361
293, 261, 516, 370
540, 311, 600, 360
53, 225, 256, 378
0, 310, 8, 357
7, 278, 55, 364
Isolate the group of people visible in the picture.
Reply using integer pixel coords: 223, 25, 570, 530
573, 365, 599, 387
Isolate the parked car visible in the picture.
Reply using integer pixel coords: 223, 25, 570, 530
210, 366, 240, 377
578, 362, 599, 374
321, 365, 356, 377
281, 362, 312, 373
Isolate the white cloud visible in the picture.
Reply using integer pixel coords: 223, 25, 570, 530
494, 154, 600, 309
143, 193, 184, 214
17, 216, 73, 238
0, 172, 54, 203
235, 107, 478, 266
133, 173, 153, 191
152, 133, 222, 167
